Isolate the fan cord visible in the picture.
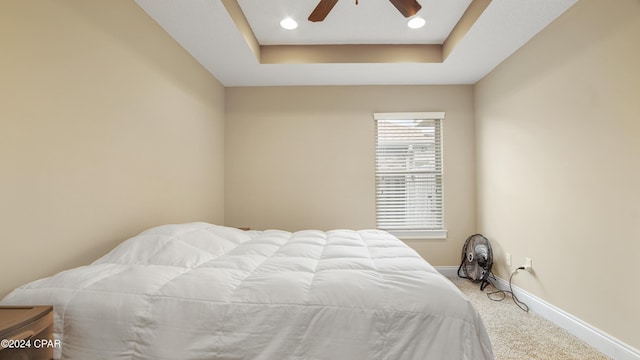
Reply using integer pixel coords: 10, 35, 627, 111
485, 267, 530, 312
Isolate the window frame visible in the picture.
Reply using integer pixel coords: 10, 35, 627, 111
374, 112, 447, 240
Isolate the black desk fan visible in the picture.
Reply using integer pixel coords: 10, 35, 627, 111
457, 234, 494, 291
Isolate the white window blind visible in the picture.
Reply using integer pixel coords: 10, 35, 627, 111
374, 112, 445, 239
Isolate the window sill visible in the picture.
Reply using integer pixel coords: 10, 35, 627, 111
389, 230, 448, 240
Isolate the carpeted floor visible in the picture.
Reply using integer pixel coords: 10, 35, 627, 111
450, 277, 611, 360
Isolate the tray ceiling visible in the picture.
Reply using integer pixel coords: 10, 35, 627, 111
134, 0, 578, 86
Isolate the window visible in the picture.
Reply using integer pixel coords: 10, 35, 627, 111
374, 112, 446, 239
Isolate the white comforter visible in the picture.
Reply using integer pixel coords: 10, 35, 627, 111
2, 223, 493, 360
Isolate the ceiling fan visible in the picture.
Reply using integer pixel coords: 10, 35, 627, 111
308, 0, 422, 22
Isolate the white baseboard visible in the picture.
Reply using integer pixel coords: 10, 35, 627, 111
435, 266, 640, 360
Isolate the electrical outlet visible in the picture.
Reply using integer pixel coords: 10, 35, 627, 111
524, 257, 532, 271
506, 253, 512, 267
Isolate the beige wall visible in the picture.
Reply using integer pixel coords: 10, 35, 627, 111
0, 0, 225, 297
475, 0, 640, 350
225, 85, 476, 266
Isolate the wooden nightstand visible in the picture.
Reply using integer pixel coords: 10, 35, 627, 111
0, 306, 54, 360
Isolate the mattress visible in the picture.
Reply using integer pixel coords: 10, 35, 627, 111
1, 222, 493, 359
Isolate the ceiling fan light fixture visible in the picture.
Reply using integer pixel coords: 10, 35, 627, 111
407, 16, 426, 29
280, 17, 298, 30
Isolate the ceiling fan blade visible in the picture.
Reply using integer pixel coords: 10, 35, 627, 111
388, 0, 422, 18
308, 0, 339, 22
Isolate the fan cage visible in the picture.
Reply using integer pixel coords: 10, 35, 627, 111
457, 233, 494, 291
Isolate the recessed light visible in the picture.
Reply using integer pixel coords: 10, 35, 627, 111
407, 17, 426, 29
280, 17, 298, 30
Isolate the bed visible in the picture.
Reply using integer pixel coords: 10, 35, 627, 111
1, 222, 493, 359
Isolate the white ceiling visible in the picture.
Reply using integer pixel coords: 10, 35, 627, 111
238, 0, 472, 45
134, 0, 578, 87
